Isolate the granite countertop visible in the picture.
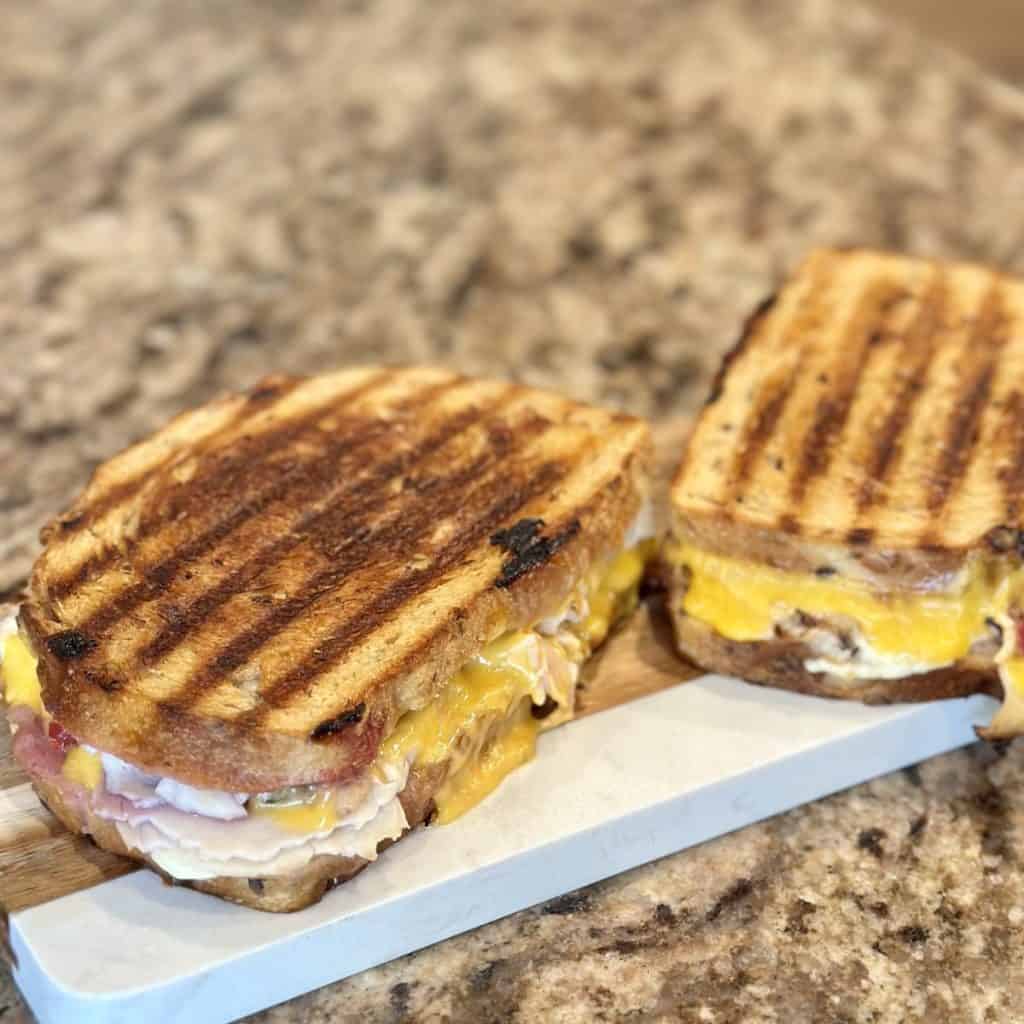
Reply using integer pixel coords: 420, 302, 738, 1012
5, 0, 1024, 1020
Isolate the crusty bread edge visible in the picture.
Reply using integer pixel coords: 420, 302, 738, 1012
669, 511, 973, 592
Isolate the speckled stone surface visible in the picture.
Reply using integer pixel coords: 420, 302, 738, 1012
5, 0, 1024, 1020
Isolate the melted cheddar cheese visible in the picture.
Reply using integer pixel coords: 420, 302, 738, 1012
670, 543, 1007, 666
62, 746, 103, 790
378, 631, 545, 822
433, 702, 537, 824
375, 539, 655, 823
250, 788, 339, 834
1, 632, 43, 715
584, 540, 656, 646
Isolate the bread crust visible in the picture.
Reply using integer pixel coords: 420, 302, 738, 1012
670, 514, 971, 592
22, 369, 653, 791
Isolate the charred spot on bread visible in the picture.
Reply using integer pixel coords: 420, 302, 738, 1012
490, 518, 545, 556
247, 380, 286, 401
985, 525, 1024, 555
45, 630, 96, 660
845, 527, 874, 546
490, 517, 581, 588
531, 696, 559, 720
87, 670, 122, 693
248, 878, 265, 894
310, 702, 367, 741
814, 565, 838, 577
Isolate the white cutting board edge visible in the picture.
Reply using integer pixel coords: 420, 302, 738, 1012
10, 675, 996, 1024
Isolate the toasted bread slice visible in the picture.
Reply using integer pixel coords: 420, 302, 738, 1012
23, 368, 652, 792
667, 249, 1024, 730
672, 248, 1024, 587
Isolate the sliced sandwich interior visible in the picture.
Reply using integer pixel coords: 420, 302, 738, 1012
665, 539, 1024, 731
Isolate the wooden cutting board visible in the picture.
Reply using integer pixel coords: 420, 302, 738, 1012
0, 601, 697, 919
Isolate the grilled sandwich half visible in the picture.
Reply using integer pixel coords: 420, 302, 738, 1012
667, 248, 1024, 736
2, 367, 655, 911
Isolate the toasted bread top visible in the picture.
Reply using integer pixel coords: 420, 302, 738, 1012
23, 368, 652, 790
671, 248, 1024, 583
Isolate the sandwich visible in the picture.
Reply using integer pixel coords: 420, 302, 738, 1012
1, 367, 655, 911
665, 247, 1024, 737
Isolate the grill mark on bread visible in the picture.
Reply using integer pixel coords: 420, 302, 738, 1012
998, 390, 1024, 519
723, 258, 836, 507
785, 278, 907, 510
277, 482, 610, 730
246, 457, 577, 720
727, 376, 796, 503
50, 377, 304, 541
673, 293, 777, 488
48, 372, 394, 600
924, 280, 1007, 521
68, 373, 454, 638
159, 409, 561, 713
137, 392, 511, 664
854, 271, 947, 516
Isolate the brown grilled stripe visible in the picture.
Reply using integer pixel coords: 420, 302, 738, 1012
50, 378, 305, 539
998, 390, 1024, 520
71, 373, 454, 638
674, 292, 778, 489
138, 390, 517, 664
723, 259, 836, 506
785, 278, 908, 509
726, 379, 796, 500
246, 457, 579, 721
49, 372, 395, 600
924, 279, 1008, 520
170, 418, 573, 716
854, 271, 947, 516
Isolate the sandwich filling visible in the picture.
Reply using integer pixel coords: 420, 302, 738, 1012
667, 542, 1024, 726
2, 522, 655, 882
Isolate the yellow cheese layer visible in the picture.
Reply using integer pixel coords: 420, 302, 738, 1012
433, 701, 537, 825
379, 539, 654, 823
62, 746, 103, 791
250, 789, 339, 834
379, 631, 544, 775
669, 543, 1017, 666
1, 633, 43, 715
584, 539, 656, 646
